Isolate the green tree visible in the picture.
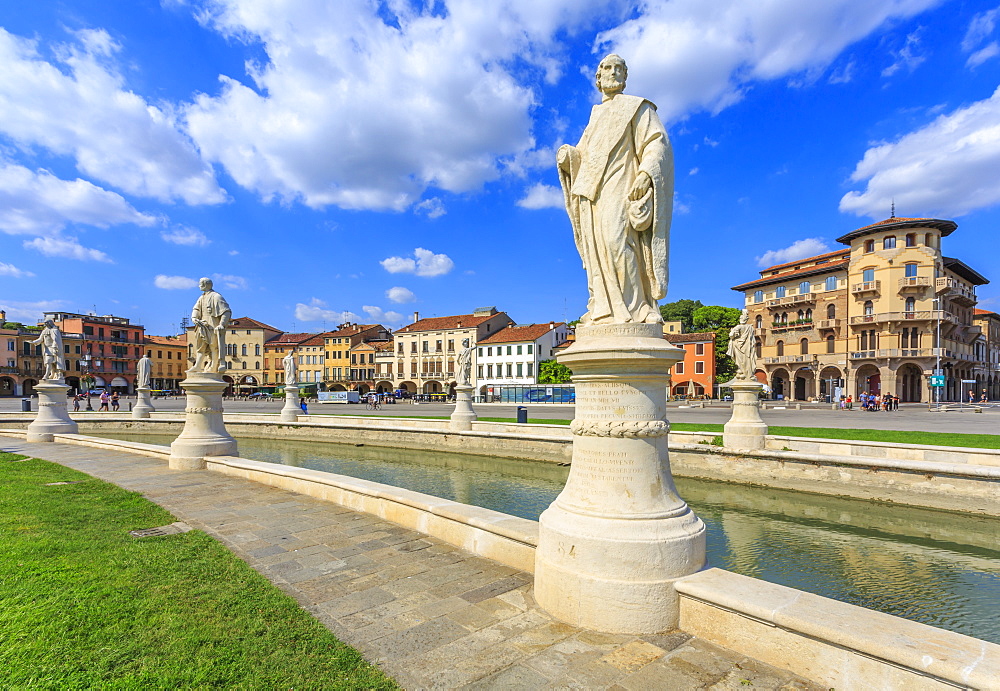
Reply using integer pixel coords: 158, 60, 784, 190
538, 360, 573, 384
689, 305, 742, 383
658, 299, 703, 331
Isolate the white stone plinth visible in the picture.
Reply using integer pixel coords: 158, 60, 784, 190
169, 371, 237, 470
132, 387, 156, 419
26, 380, 78, 442
281, 385, 300, 422
723, 380, 767, 450
449, 384, 477, 431
535, 323, 707, 634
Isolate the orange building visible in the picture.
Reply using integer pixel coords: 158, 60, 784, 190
144, 334, 187, 391
44, 311, 145, 393
665, 332, 717, 398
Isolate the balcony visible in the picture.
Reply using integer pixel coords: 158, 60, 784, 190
875, 348, 935, 358
851, 280, 881, 296
770, 320, 814, 333
766, 293, 816, 309
849, 310, 957, 326
849, 350, 876, 360
762, 355, 809, 365
936, 277, 976, 305
816, 319, 841, 330
898, 276, 931, 292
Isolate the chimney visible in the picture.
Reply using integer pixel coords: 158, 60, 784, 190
549, 321, 554, 330
413, 311, 419, 323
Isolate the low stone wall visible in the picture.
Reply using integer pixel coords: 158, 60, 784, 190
676, 568, 1000, 690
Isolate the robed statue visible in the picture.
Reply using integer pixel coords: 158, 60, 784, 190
30, 320, 65, 381
726, 309, 757, 381
456, 340, 473, 387
137, 352, 153, 389
190, 277, 232, 373
283, 350, 298, 386
558, 54, 673, 325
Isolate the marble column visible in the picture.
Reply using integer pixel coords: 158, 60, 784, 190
132, 387, 155, 419
26, 380, 78, 442
169, 371, 237, 470
449, 384, 477, 431
535, 323, 707, 634
723, 380, 767, 450
280, 385, 301, 422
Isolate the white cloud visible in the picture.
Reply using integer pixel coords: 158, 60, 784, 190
212, 273, 248, 290
688, 167, 699, 176
756, 238, 831, 268
161, 226, 210, 246
228, 249, 239, 256
0, 160, 157, 236
0, 262, 34, 278
414, 198, 446, 219
386, 286, 416, 304
0, 28, 225, 205
517, 183, 564, 210
840, 86, 1000, 218
24, 236, 113, 263
0, 299, 67, 322
362, 305, 405, 323
881, 30, 926, 78
294, 298, 358, 323
962, 6, 1000, 52
154, 274, 199, 290
380, 248, 454, 277
595, 0, 941, 123
967, 42, 1000, 69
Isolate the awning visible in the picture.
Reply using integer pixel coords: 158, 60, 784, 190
111, 377, 128, 387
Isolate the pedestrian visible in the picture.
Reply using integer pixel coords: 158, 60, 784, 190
893, 393, 900, 411
99, 390, 110, 411
300, 397, 308, 414
72, 394, 80, 412
111, 392, 120, 411
981, 389, 988, 404
846, 395, 853, 410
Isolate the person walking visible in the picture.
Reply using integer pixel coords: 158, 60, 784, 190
72, 394, 81, 412
982, 389, 989, 404
846, 395, 853, 410
99, 390, 110, 412
111, 392, 120, 411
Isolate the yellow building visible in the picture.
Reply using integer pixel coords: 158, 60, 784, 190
144, 334, 187, 391
323, 323, 390, 392
262, 333, 314, 388
187, 316, 281, 395
296, 334, 327, 393
734, 217, 989, 402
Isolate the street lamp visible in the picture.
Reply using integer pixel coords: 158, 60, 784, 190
81, 354, 94, 411
934, 296, 942, 408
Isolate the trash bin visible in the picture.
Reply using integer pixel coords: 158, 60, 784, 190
21, 398, 31, 412
516, 406, 528, 424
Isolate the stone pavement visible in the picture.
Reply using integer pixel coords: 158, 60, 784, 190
1, 437, 821, 690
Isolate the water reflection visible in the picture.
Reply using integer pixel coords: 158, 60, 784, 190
95, 432, 1000, 643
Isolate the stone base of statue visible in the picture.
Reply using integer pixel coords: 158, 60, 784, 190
449, 384, 477, 431
280, 385, 300, 422
132, 387, 155, 419
723, 379, 767, 450
26, 380, 78, 442
535, 323, 707, 634
169, 371, 237, 470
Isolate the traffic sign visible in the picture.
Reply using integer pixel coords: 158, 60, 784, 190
930, 375, 945, 387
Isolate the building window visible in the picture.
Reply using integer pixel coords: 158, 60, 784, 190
904, 263, 918, 278
905, 297, 915, 312
863, 268, 875, 282
675, 362, 684, 374
695, 343, 704, 355
527, 344, 533, 354
906, 233, 916, 247
241, 344, 247, 356
864, 300, 874, 315
800, 338, 809, 355
825, 276, 837, 291
695, 361, 704, 374
925, 233, 933, 247
799, 281, 810, 294
864, 239, 874, 253
775, 286, 786, 298
827, 304, 836, 319
754, 290, 763, 303
398, 343, 404, 354
506, 363, 513, 377
883, 236, 896, 249
755, 338, 762, 358
755, 315, 762, 329
487, 364, 493, 378
826, 335, 835, 353
255, 344, 260, 356
517, 363, 523, 377
776, 341, 784, 356
507, 346, 513, 355
478, 365, 483, 378
527, 363, 533, 376
517, 345, 522, 355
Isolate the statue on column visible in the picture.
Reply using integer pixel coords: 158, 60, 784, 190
456, 339, 473, 387
283, 350, 298, 386
726, 309, 758, 381
29, 320, 65, 381
189, 277, 232, 373
137, 352, 153, 389
557, 54, 674, 326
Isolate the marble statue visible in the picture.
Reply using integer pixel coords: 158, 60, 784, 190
29, 320, 65, 381
726, 309, 757, 381
456, 340, 473, 387
137, 352, 153, 389
557, 54, 673, 325
190, 277, 232, 373
283, 350, 298, 386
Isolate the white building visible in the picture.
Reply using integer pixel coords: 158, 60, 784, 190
475, 322, 570, 397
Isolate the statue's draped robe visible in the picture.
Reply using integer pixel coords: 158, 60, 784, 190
137, 357, 152, 389
284, 354, 297, 386
727, 323, 757, 380
559, 94, 673, 325
191, 290, 231, 372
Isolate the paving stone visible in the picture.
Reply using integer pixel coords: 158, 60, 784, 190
369, 617, 467, 659
447, 603, 506, 631
599, 639, 667, 673
460, 662, 551, 689
320, 586, 396, 618
522, 636, 606, 679
640, 630, 693, 653
424, 642, 525, 688
507, 621, 577, 655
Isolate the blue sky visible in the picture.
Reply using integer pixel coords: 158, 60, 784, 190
2, 0, 1000, 336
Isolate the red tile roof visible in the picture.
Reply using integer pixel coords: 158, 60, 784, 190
230, 316, 282, 332
265, 332, 317, 347
395, 313, 508, 333
478, 323, 565, 344
665, 332, 716, 344
974, 308, 998, 316
325, 323, 384, 339
835, 216, 957, 244
732, 259, 849, 291
759, 249, 849, 274
145, 334, 186, 346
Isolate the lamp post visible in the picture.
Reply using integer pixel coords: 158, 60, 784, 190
81, 354, 94, 411
934, 297, 942, 408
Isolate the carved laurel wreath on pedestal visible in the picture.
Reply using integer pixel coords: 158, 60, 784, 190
185, 406, 223, 414
570, 419, 669, 438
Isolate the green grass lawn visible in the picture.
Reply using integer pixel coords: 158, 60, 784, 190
0, 452, 396, 689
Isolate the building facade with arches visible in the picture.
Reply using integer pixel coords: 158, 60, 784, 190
733, 217, 990, 403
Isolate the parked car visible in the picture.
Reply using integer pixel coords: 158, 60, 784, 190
87, 388, 106, 396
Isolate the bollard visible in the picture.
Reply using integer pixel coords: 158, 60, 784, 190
516, 406, 528, 423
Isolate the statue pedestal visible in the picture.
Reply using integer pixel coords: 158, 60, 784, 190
449, 384, 477, 431
132, 387, 155, 419
723, 380, 767, 450
169, 371, 237, 470
280, 385, 300, 422
26, 380, 78, 442
535, 324, 706, 634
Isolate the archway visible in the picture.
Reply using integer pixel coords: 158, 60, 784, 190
792, 367, 814, 401
222, 375, 235, 396
0, 376, 15, 396
856, 364, 880, 396
375, 380, 392, 394
818, 366, 843, 401
423, 380, 441, 394
65, 376, 81, 394
399, 381, 416, 394
357, 384, 370, 395
448, 382, 456, 396
897, 363, 923, 402
770, 368, 789, 400
331, 384, 347, 392
23, 378, 38, 396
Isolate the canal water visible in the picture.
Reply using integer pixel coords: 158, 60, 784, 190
96, 432, 1000, 644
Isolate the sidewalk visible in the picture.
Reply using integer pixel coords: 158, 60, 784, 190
1, 437, 819, 690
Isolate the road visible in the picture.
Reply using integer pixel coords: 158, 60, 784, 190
4, 396, 998, 435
